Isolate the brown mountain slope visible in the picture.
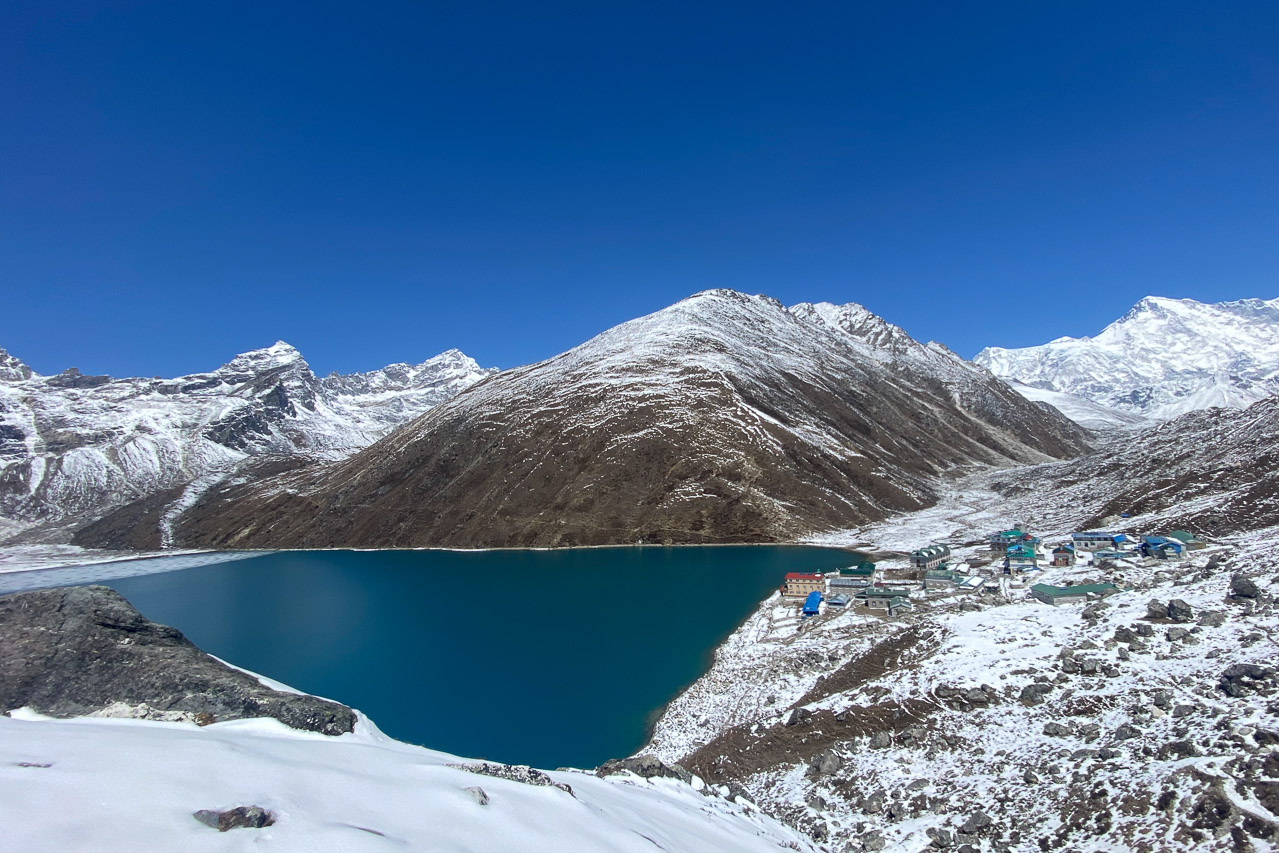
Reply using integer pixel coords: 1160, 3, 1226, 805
170, 291, 1090, 549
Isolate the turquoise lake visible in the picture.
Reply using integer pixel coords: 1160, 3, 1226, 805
75, 546, 852, 769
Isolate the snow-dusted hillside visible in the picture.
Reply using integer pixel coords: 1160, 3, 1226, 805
173, 290, 1089, 550
0, 344, 493, 544
976, 296, 1279, 423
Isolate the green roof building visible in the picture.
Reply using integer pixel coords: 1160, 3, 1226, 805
1030, 583, 1123, 606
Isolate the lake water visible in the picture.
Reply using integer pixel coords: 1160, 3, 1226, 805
44, 546, 853, 769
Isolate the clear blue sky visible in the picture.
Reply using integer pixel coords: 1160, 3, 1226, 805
3, 1, 1277, 377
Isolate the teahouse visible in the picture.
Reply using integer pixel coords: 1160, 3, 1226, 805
784, 572, 825, 598
1030, 582, 1122, 606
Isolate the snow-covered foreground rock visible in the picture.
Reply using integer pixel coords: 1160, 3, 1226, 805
977, 295, 1279, 424
646, 521, 1279, 850
0, 710, 817, 852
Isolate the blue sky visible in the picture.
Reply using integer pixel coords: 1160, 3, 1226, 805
2, 1, 1277, 377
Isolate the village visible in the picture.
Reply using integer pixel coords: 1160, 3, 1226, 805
781, 524, 1213, 621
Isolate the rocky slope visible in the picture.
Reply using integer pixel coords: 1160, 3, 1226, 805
976, 296, 1279, 424
172, 290, 1090, 549
0, 343, 493, 546
982, 396, 1279, 538
645, 508, 1279, 851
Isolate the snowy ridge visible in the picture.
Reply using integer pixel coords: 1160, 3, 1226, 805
0, 342, 494, 543
976, 295, 1279, 422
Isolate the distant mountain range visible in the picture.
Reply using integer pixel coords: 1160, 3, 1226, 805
0, 342, 494, 545
167, 290, 1087, 550
6, 290, 1276, 551
976, 296, 1279, 426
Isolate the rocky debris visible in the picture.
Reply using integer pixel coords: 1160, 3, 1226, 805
0, 586, 355, 735
1044, 722, 1072, 737
1219, 664, 1278, 698
596, 755, 694, 784
192, 806, 275, 832
463, 786, 490, 805
450, 762, 574, 796
860, 830, 886, 851
1231, 574, 1262, 599
1168, 599, 1195, 623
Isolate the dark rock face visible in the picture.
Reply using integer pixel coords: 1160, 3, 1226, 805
0, 586, 355, 735
193, 806, 275, 832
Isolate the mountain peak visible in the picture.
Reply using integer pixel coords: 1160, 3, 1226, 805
221, 341, 310, 375
0, 346, 33, 382
977, 294, 1279, 422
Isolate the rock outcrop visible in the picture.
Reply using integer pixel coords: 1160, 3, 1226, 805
0, 585, 355, 735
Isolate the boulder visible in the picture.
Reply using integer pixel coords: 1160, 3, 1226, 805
464, 786, 490, 805
1113, 626, 1139, 644
1020, 683, 1053, 706
1167, 599, 1194, 623
1044, 722, 1072, 737
1197, 611, 1227, 631
1113, 724, 1142, 740
869, 731, 892, 749
192, 806, 275, 832
961, 810, 993, 833
807, 749, 843, 778
861, 830, 886, 851
928, 827, 955, 848
1166, 627, 1189, 642
785, 707, 813, 726
1231, 574, 1261, 599
1146, 599, 1167, 620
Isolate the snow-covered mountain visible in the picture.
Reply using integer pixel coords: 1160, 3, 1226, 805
975, 296, 1279, 424
172, 290, 1089, 550
0, 343, 494, 545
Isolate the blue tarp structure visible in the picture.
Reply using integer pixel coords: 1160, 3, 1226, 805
802, 590, 822, 617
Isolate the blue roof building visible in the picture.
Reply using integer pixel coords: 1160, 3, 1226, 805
802, 591, 823, 618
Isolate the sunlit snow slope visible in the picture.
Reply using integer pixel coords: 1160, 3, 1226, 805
976, 296, 1279, 423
